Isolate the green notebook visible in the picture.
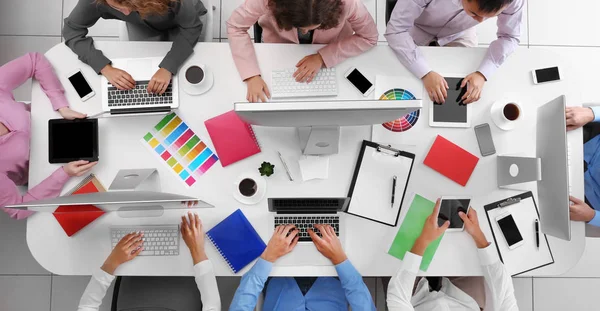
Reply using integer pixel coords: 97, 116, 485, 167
388, 194, 444, 271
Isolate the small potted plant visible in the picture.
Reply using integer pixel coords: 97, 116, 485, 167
258, 161, 275, 177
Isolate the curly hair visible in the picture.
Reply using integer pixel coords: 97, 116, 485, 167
96, 0, 178, 18
268, 0, 344, 31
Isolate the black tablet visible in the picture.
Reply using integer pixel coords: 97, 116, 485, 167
429, 77, 472, 128
48, 118, 99, 163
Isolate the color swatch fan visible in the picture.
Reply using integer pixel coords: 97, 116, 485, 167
379, 88, 420, 132
142, 112, 219, 187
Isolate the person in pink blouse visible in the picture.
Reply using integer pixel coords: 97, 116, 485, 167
0, 53, 97, 219
227, 0, 378, 103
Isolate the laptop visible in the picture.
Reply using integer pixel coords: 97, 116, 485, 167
100, 57, 179, 116
268, 197, 349, 266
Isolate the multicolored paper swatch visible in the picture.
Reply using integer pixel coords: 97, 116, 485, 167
142, 113, 219, 187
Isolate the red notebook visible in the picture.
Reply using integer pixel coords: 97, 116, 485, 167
205, 110, 261, 167
53, 174, 106, 237
423, 135, 479, 186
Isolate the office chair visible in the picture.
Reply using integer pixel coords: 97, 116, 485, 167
254, 22, 263, 43
385, 0, 398, 25
111, 276, 203, 311
118, 0, 214, 42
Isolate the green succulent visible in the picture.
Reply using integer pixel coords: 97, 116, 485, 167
259, 161, 275, 177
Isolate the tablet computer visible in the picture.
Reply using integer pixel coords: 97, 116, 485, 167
48, 118, 99, 163
437, 196, 471, 231
429, 77, 472, 128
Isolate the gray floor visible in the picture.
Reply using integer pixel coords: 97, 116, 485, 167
1, 0, 599, 310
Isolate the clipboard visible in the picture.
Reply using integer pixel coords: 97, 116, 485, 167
346, 140, 415, 226
484, 192, 555, 276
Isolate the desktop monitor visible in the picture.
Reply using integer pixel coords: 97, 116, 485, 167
536, 95, 570, 240
234, 99, 422, 155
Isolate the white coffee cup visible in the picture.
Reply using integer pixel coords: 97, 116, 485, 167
185, 65, 205, 85
491, 99, 523, 131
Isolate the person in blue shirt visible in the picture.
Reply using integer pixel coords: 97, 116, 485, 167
565, 106, 600, 226
229, 224, 376, 311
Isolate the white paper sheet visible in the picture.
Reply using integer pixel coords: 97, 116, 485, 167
347, 147, 414, 225
487, 195, 554, 276
298, 155, 329, 181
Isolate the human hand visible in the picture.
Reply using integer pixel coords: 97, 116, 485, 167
58, 107, 86, 120
459, 208, 489, 249
566, 107, 595, 131
100, 64, 135, 90
63, 160, 97, 177
308, 224, 347, 265
260, 224, 299, 262
148, 68, 172, 95
569, 196, 596, 222
293, 54, 324, 83
245, 75, 271, 103
460, 72, 486, 104
412, 199, 450, 256
181, 212, 208, 265
422, 71, 448, 104
101, 232, 144, 275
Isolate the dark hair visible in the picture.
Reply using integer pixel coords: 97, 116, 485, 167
268, 0, 344, 31
475, 0, 513, 13
96, 0, 177, 18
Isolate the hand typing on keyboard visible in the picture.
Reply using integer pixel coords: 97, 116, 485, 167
245, 75, 271, 103
101, 232, 144, 275
181, 212, 209, 265
260, 224, 300, 262
148, 68, 172, 95
293, 54, 325, 83
308, 224, 348, 265
101, 64, 135, 90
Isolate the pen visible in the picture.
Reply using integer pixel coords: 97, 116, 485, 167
391, 176, 397, 208
277, 151, 293, 181
535, 219, 540, 249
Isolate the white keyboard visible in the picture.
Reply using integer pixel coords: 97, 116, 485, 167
110, 225, 180, 256
271, 68, 338, 99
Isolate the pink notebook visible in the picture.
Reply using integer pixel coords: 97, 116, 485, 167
205, 110, 261, 167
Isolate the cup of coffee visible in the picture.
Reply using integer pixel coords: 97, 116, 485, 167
502, 103, 521, 121
238, 178, 258, 197
185, 65, 205, 85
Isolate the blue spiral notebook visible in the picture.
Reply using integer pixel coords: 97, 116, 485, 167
206, 209, 266, 273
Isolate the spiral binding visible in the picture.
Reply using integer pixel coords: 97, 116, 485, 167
247, 124, 262, 150
207, 233, 237, 273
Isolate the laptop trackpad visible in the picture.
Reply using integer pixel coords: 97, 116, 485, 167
275, 243, 332, 266
126, 59, 154, 80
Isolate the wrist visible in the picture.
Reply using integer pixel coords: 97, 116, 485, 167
330, 253, 347, 265
472, 231, 490, 249
260, 250, 278, 263
191, 250, 208, 265
587, 107, 596, 123
411, 238, 429, 256
100, 64, 112, 74
100, 261, 118, 275
422, 71, 432, 80
586, 209, 596, 223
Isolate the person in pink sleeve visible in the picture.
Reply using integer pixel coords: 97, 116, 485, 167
227, 0, 378, 103
0, 52, 97, 219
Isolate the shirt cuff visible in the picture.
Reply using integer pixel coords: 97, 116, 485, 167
335, 259, 360, 279
477, 244, 499, 266
587, 209, 600, 227
90, 56, 112, 75
477, 60, 498, 81
317, 47, 336, 69
402, 252, 423, 273
250, 258, 273, 278
193, 259, 214, 276
590, 107, 600, 123
94, 268, 116, 286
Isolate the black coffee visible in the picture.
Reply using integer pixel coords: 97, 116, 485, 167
503, 103, 520, 121
239, 178, 257, 197
185, 66, 204, 84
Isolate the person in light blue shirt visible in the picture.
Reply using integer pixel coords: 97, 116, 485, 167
565, 106, 600, 226
229, 224, 376, 311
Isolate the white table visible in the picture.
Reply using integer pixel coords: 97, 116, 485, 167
28, 42, 584, 277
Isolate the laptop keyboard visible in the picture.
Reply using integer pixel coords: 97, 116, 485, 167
274, 216, 339, 242
107, 80, 173, 107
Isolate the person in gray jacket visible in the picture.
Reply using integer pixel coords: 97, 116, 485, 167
63, 0, 206, 94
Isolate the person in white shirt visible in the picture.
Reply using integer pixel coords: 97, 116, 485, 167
77, 212, 221, 311
387, 199, 519, 311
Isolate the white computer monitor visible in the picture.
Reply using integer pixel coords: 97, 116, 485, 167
234, 99, 422, 155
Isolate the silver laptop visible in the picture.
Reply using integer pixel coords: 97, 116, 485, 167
268, 197, 349, 266
101, 57, 179, 115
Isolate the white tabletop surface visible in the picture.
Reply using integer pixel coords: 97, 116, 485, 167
28, 42, 584, 277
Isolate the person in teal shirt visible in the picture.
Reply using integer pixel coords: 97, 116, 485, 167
229, 224, 376, 311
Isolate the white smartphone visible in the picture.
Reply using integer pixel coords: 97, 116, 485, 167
496, 212, 524, 249
437, 196, 471, 232
532, 66, 561, 84
344, 67, 374, 97
68, 69, 95, 101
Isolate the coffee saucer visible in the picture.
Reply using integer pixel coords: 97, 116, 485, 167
179, 64, 214, 96
490, 99, 524, 131
232, 172, 267, 205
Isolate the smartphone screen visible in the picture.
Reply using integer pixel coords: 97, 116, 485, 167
346, 69, 373, 94
535, 67, 560, 83
68, 71, 93, 98
498, 215, 523, 246
474, 123, 496, 156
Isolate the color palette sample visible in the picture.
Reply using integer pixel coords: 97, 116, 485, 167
141, 113, 218, 187
379, 88, 420, 132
